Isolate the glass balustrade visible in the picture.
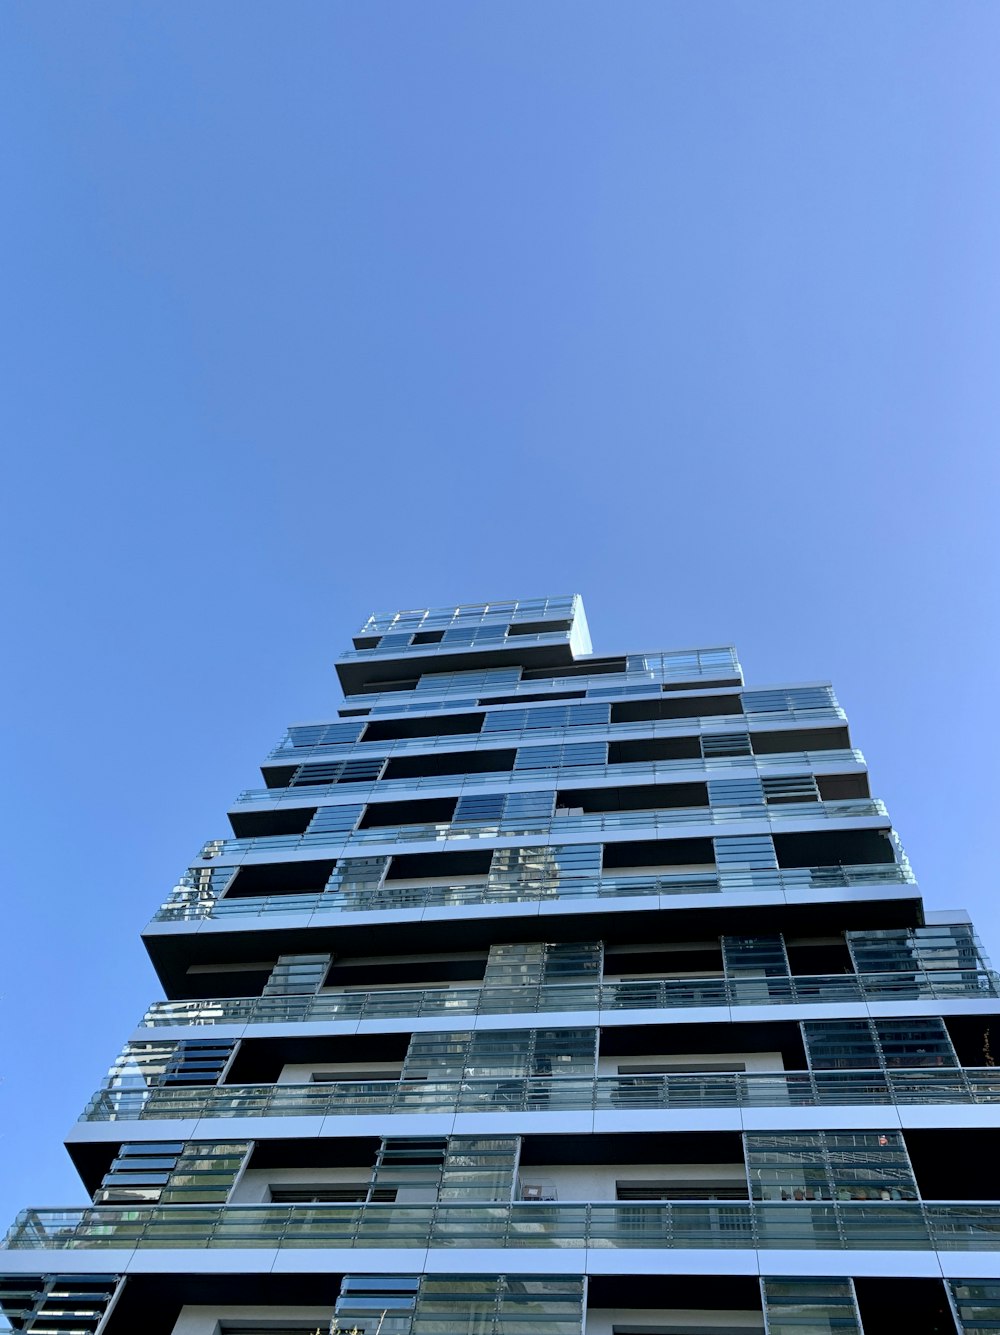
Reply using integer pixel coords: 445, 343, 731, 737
194, 799, 887, 864
140, 967, 999, 1029
236, 749, 866, 805
152, 862, 915, 923
266, 708, 847, 761
9, 1199, 1000, 1254
78, 1067, 1000, 1124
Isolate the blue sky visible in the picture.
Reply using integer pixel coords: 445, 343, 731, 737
1, 2, 999, 1228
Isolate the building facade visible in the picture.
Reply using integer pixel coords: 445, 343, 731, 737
4, 594, 1000, 1334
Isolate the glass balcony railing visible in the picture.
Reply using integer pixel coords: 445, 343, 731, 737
266, 707, 847, 760
140, 969, 1000, 1029
194, 800, 889, 865
8, 1199, 1000, 1254
237, 749, 867, 805
337, 627, 575, 662
151, 862, 916, 923
78, 1067, 1000, 1124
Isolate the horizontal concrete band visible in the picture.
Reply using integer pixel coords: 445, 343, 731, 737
131, 995, 1000, 1044
64, 1102, 1000, 1145
1, 1245, 998, 1281
143, 883, 917, 939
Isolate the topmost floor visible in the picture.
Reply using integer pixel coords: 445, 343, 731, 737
335, 595, 741, 697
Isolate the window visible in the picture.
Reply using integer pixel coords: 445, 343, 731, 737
483, 702, 611, 733
616, 1179, 747, 1201
290, 757, 385, 786
514, 742, 608, 769
268, 1186, 396, 1203
310, 1069, 404, 1082
284, 721, 365, 750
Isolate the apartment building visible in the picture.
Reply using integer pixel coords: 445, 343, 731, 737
3, 594, 1000, 1334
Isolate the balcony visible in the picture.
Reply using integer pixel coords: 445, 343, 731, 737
7, 1198, 1000, 1255
237, 748, 867, 806
335, 630, 580, 696
151, 861, 916, 923
193, 800, 890, 868
78, 1066, 1000, 1124
265, 707, 847, 761
140, 968, 1000, 1029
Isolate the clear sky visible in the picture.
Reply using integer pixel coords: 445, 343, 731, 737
1, 2, 999, 1230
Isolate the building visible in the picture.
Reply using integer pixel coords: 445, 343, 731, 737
4, 593, 1000, 1334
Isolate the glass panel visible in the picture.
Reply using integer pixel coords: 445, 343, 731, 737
950, 1279, 1000, 1334
747, 1132, 917, 1203
761, 1276, 862, 1334
803, 1021, 881, 1071
876, 1018, 958, 1068
714, 835, 779, 870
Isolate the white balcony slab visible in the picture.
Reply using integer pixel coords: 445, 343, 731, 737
896, 1105, 1000, 1130
354, 1013, 465, 1035
65, 1118, 201, 1144
422, 900, 541, 923
598, 1006, 728, 1028
127, 1249, 280, 1274
731, 1002, 870, 1023
539, 896, 652, 918
759, 1250, 944, 1278
867, 999, 1000, 1019
938, 1253, 1000, 1279
592, 1109, 742, 1134
585, 1249, 759, 1275
446, 1111, 593, 1135
130, 1023, 253, 1043
740, 1105, 905, 1133
422, 1247, 588, 1274
451, 1110, 594, 1136
0, 1248, 138, 1272
191, 1115, 326, 1140
319, 1112, 457, 1137
201, 912, 307, 935
0, 1242, 979, 1281
143, 919, 204, 937
783, 885, 914, 908
311, 906, 425, 929
269, 1246, 428, 1274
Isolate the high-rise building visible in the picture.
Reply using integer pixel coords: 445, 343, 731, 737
5, 594, 1000, 1334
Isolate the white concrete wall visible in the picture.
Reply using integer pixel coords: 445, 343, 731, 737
230, 1165, 371, 1204
596, 1050, 784, 1075
518, 1162, 746, 1202
604, 863, 716, 876
278, 1059, 403, 1084
602, 969, 724, 981
321, 978, 478, 992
